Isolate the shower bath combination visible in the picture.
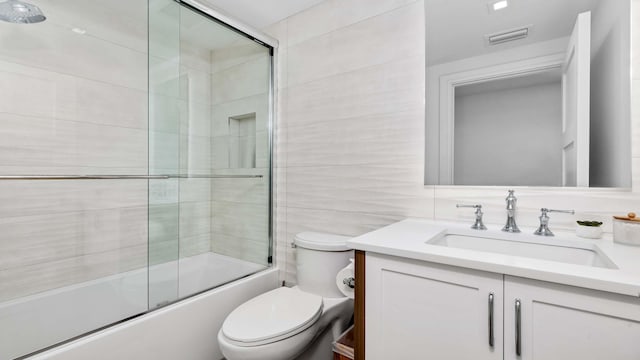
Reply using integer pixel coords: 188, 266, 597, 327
0, 0, 275, 358
0, 0, 45, 24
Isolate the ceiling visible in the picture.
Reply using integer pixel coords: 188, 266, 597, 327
200, 0, 327, 29
426, 0, 601, 66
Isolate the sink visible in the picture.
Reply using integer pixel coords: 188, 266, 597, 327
427, 233, 617, 269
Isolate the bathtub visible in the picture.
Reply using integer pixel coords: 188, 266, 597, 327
0, 252, 277, 360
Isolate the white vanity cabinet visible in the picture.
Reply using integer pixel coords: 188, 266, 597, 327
365, 253, 504, 360
503, 276, 640, 360
365, 253, 640, 360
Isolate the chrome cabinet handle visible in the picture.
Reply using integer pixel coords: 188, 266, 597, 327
488, 293, 495, 347
515, 299, 522, 356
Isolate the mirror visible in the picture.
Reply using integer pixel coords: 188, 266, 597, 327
425, 0, 631, 187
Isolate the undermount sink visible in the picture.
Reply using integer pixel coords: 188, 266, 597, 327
427, 233, 618, 269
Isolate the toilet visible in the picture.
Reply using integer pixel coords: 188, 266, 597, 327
218, 232, 354, 360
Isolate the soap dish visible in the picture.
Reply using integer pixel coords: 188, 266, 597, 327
613, 212, 640, 246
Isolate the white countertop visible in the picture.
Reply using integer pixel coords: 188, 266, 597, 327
347, 218, 640, 298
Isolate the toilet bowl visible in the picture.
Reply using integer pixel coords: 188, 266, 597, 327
218, 232, 354, 360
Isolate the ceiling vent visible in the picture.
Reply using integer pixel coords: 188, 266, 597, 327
486, 25, 531, 46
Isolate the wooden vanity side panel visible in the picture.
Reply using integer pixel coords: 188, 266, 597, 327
354, 250, 365, 360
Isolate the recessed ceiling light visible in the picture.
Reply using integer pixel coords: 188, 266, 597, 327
71, 27, 86, 35
492, 0, 509, 11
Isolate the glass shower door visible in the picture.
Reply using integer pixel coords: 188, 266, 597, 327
148, 0, 273, 305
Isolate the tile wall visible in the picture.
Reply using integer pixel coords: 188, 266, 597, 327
0, 0, 273, 304
265, 0, 640, 285
0, 0, 149, 302
209, 41, 271, 265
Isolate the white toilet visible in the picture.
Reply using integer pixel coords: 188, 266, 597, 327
218, 232, 354, 360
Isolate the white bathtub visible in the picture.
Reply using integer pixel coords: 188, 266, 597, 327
0, 252, 275, 360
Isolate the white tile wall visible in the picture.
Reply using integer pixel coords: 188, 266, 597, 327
266, 0, 640, 285
265, 0, 426, 284
0, 181, 148, 301
208, 42, 272, 266
0, 0, 149, 301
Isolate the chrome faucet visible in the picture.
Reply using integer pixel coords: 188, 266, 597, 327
502, 190, 520, 233
456, 204, 487, 230
534, 208, 575, 236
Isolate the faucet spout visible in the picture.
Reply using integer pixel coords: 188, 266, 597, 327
502, 190, 521, 233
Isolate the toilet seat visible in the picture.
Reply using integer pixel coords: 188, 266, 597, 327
221, 287, 323, 347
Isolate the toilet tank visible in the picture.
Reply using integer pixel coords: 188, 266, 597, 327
294, 232, 353, 298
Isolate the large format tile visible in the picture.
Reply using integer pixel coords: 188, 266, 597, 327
284, 55, 424, 127
287, 0, 417, 47
287, 1, 424, 87
179, 201, 212, 238
75, 78, 148, 129
0, 60, 148, 130
285, 206, 406, 239
180, 135, 212, 174
211, 177, 268, 205
0, 113, 148, 174
180, 233, 212, 258
180, 41, 213, 74
0, 180, 147, 218
181, 67, 212, 105
211, 57, 270, 104
0, 206, 147, 271
0, 19, 147, 91
0, 244, 147, 302
31, 0, 148, 54
211, 41, 270, 75
211, 233, 269, 265
286, 164, 432, 218
211, 201, 268, 242
284, 110, 423, 167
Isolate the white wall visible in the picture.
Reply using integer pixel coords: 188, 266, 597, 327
454, 82, 563, 186
265, 0, 640, 285
590, 0, 632, 187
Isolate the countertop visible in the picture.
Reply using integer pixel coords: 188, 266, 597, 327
347, 218, 640, 298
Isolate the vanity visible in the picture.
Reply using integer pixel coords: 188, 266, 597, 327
344, 0, 640, 358
347, 219, 640, 360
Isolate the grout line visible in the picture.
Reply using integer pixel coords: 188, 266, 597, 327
280, 53, 425, 91
0, 55, 147, 93
281, 108, 425, 130
0, 112, 149, 132
285, 0, 422, 49
283, 205, 418, 219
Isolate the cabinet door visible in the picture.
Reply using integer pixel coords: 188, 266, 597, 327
366, 254, 503, 360
504, 276, 640, 360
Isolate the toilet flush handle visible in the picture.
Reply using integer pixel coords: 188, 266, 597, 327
343, 277, 355, 289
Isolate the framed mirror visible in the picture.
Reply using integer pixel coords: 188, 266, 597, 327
425, 0, 631, 187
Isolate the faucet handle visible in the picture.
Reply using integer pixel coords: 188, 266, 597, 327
456, 204, 487, 230
534, 208, 575, 236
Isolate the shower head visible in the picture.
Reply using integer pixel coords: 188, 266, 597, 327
0, 0, 45, 24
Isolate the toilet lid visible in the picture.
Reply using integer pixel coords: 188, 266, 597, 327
294, 232, 351, 251
222, 287, 323, 346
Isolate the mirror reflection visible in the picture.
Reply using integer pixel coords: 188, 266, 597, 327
425, 0, 631, 187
